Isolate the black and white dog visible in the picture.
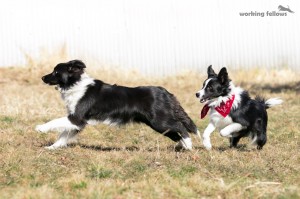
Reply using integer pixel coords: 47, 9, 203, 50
35, 60, 199, 150
196, 66, 282, 150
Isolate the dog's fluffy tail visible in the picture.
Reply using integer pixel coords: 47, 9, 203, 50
264, 98, 283, 109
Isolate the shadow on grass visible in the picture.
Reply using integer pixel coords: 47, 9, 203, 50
77, 143, 203, 152
42, 143, 254, 152
78, 143, 204, 153
78, 144, 140, 151
193, 145, 252, 152
216, 144, 252, 152
41, 142, 192, 152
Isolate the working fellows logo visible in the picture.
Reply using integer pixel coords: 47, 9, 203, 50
239, 5, 295, 17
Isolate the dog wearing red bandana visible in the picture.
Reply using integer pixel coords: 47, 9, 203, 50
196, 66, 282, 150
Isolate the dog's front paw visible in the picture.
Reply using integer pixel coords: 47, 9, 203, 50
44, 145, 65, 150
45, 139, 67, 150
44, 145, 56, 150
35, 124, 49, 133
220, 129, 233, 137
44, 143, 66, 150
203, 138, 212, 150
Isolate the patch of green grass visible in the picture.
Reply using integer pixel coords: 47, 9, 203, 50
278, 194, 299, 199
88, 166, 113, 179
70, 181, 87, 190
168, 165, 197, 178
27, 174, 42, 188
30, 181, 43, 188
132, 138, 140, 145
130, 161, 147, 173
0, 116, 14, 123
122, 160, 148, 179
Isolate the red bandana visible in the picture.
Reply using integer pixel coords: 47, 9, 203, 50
200, 95, 235, 119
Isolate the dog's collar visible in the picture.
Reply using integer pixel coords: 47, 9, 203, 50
201, 95, 235, 119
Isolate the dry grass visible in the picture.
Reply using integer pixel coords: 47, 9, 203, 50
0, 52, 299, 198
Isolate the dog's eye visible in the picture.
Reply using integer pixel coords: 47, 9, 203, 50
54, 71, 58, 75
207, 86, 213, 91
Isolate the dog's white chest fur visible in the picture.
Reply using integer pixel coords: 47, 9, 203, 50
60, 74, 95, 114
210, 109, 233, 130
207, 84, 244, 130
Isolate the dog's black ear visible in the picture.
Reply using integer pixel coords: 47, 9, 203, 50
218, 67, 229, 84
207, 65, 217, 77
67, 60, 86, 73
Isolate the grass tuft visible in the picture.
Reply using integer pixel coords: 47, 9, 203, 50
88, 166, 114, 179
168, 165, 198, 178
0, 116, 14, 123
70, 181, 87, 190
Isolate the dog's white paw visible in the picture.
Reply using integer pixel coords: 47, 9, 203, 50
175, 137, 193, 151
220, 129, 233, 137
45, 139, 68, 150
44, 145, 57, 150
35, 124, 49, 133
203, 138, 212, 150
181, 137, 193, 150
44, 143, 66, 150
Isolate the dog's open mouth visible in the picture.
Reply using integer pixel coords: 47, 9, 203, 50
200, 98, 210, 103
44, 81, 58, 86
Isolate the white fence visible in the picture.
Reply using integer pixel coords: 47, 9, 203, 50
0, 0, 299, 75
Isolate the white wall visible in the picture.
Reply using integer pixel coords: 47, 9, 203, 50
0, 0, 299, 75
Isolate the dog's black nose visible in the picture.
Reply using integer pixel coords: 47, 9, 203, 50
196, 93, 200, 98
41, 76, 45, 81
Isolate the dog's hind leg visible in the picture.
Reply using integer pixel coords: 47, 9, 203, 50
229, 129, 248, 148
255, 132, 266, 150
176, 131, 193, 150
164, 122, 193, 150
163, 131, 182, 142
149, 121, 192, 150
229, 135, 242, 148
253, 118, 267, 150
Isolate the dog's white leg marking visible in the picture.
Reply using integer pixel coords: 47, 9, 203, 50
178, 137, 193, 150
35, 117, 80, 133
45, 130, 77, 150
202, 123, 216, 150
220, 123, 244, 137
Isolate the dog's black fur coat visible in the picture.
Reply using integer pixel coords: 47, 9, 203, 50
73, 81, 197, 141
42, 60, 197, 143
228, 93, 269, 149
